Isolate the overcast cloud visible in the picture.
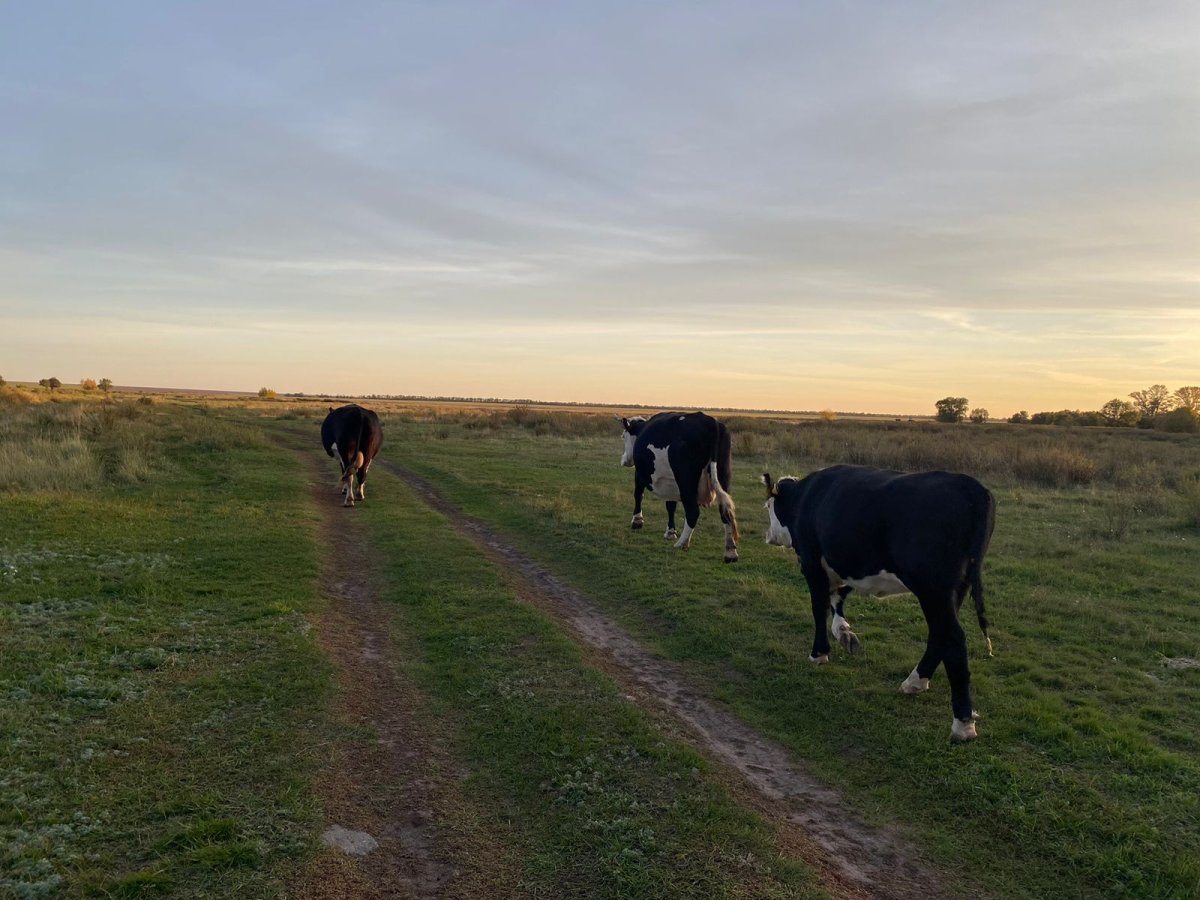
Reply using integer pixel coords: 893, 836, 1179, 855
2, 1, 1197, 412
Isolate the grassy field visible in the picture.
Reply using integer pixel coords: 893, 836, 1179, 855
0, 399, 329, 896
4, 391, 1198, 897
349, 462, 824, 898
373, 410, 1200, 899
2, 397, 828, 896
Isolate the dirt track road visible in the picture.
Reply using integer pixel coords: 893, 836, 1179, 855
378, 457, 947, 900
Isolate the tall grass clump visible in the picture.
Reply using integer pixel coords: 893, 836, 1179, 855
0, 435, 102, 491
0, 399, 174, 491
0, 384, 42, 408
1182, 479, 1200, 528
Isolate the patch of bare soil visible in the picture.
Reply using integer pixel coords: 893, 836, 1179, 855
286, 446, 515, 899
381, 460, 949, 900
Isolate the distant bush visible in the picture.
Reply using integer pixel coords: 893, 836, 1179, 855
1101, 399, 1139, 427
818, 409, 837, 423
1030, 409, 1106, 427
0, 385, 40, 407
1154, 408, 1199, 434
138, 395, 155, 406
81, 378, 97, 391
1011, 447, 1097, 486
935, 397, 968, 423
734, 431, 759, 456
1008, 410, 1030, 424
1182, 480, 1200, 528
969, 408, 989, 424
258, 387, 277, 400
99, 377, 113, 392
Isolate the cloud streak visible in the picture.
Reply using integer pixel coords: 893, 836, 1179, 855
1, 1, 1197, 412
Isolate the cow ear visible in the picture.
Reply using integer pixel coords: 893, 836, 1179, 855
620, 416, 629, 429
761, 472, 776, 497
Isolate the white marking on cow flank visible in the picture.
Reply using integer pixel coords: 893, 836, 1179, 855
648, 445, 681, 500
822, 558, 908, 597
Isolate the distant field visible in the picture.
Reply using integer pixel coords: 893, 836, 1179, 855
3, 389, 1198, 898
374, 409, 1200, 899
1, 381, 916, 422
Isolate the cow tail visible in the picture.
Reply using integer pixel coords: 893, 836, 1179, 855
968, 486, 997, 657
711, 423, 739, 543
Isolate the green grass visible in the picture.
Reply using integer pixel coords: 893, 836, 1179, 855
380, 416, 1200, 900
0, 406, 329, 897
8, 397, 1196, 897
352, 461, 825, 899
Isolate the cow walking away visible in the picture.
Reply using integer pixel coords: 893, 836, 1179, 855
762, 465, 995, 741
619, 412, 740, 563
321, 404, 383, 507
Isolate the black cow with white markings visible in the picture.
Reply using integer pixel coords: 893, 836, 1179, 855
762, 465, 995, 741
321, 404, 383, 507
619, 412, 740, 563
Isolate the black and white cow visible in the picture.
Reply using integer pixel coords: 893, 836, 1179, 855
321, 404, 384, 507
762, 465, 995, 741
619, 412, 740, 563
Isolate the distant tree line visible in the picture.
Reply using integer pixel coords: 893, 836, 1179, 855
939, 385, 1199, 433
30, 376, 113, 393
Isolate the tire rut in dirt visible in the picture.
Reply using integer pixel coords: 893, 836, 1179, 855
380, 458, 948, 900
288, 450, 466, 899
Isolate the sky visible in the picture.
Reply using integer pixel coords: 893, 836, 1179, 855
2, 1, 1197, 415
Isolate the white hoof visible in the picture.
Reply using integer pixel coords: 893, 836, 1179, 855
631, 514, 645, 530
899, 668, 930, 694
838, 629, 861, 655
664, 528, 678, 540
950, 713, 979, 742
809, 654, 830, 665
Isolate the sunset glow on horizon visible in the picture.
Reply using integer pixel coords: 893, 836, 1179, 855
3, 2, 1197, 416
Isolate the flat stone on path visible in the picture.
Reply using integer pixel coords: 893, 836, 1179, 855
321, 824, 379, 857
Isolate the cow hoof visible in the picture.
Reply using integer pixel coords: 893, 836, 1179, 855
838, 630, 861, 654
723, 550, 739, 563
950, 716, 979, 742
808, 654, 830, 665
631, 519, 644, 530
899, 668, 931, 694
664, 529, 678, 540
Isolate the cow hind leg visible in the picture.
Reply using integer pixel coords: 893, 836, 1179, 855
831, 587, 860, 654
355, 459, 371, 501
900, 638, 940, 694
942, 622, 977, 740
663, 501, 678, 540
801, 560, 832, 663
915, 589, 977, 740
341, 452, 362, 507
631, 483, 646, 530
718, 499, 738, 564
672, 499, 700, 551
